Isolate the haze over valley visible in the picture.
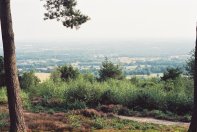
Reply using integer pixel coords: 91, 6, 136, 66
0, 40, 194, 77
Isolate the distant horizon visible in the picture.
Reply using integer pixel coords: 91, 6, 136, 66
0, 39, 195, 57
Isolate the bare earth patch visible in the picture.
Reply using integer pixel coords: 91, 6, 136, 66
115, 115, 189, 127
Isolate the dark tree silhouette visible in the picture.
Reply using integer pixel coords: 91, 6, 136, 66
189, 25, 197, 131
161, 67, 182, 81
0, 0, 89, 131
57, 65, 79, 81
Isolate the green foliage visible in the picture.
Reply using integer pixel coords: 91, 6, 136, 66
161, 67, 182, 81
163, 80, 174, 91
43, 0, 90, 28
0, 87, 31, 109
82, 73, 96, 83
67, 114, 82, 128
60, 65, 79, 81
0, 113, 9, 128
166, 92, 193, 115
20, 91, 31, 109
99, 58, 124, 81
127, 87, 166, 110
19, 71, 40, 90
185, 49, 195, 77
51, 65, 79, 81
29, 80, 67, 102
130, 77, 140, 85
66, 100, 87, 110
92, 117, 106, 129
100, 79, 137, 105
0, 87, 7, 104
27, 73, 193, 116
0, 56, 5, 87
65, 79, 103, 105
50, 69, 61, 82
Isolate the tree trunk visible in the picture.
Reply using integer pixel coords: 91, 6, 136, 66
0, 0, 27, 131
189, 26, 197, 132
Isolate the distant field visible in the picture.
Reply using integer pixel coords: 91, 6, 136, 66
126, 73, 163, 79
35, 73, 163, 82
35, 73, 50, 82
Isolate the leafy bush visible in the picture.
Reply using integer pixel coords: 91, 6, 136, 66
66, 100, 87, 110
20, 91, 31, 109
50, 69, 62, 82
82, 73, 96, 83
165, 92, 193, 115
0, 87, 31, 109
161, 67, 182, 81
29, 80, 67, 102
65, 79, 103, 106
51, 65, 79, 81
19, 71, 40, 90
100, 79, 137, 105
99, 58, 124, 81
130, 77, 140, 86
185, 49, 195, 78
127, 87, 166, 110
0, 87, 7, 104
28, 74, 193, 115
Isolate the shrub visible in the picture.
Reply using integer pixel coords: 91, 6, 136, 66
0, 87, 31, 109
0, 87, 7, 104
82, 73, 96, 83
30, 80, 67, 101
163, 80, 174, 91
185, 49, 195, 78
57, 65, 79, 81
165, 92, 193, 115
99, 58, 124, 81
66, 100, 87, 110
130, 77, 140, 85
100, 79, 137, 105
28, 73, 193, 115
161, 67, 182, 81
50, 69, 62, 82
20, 91, 31, 109
65, 79, 103, 106
128, 87, 166, 110
19, 71, 40, 90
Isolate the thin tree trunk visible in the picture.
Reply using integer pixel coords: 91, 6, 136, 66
189, 25, 197, 132
0, 0, 26, 131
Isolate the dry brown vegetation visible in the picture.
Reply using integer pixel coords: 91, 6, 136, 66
34, 73, 50, 82
0, 105, 189, 132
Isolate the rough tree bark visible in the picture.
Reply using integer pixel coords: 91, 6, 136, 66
189, 25, 197, 132
0, 0, 27, 131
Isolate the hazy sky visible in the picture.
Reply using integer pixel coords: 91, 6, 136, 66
1, 0, 197, 41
